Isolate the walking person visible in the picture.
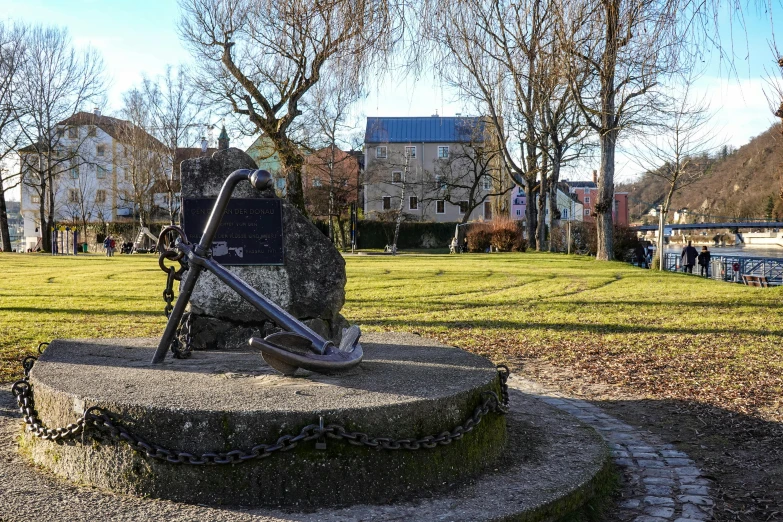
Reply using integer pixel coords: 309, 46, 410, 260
681, 241, 698, 274
109, 236, 116, 257
698, 246, 711, 277
103, 236, 111, 257
634, 243, 648, 268
449, 237, 458, 254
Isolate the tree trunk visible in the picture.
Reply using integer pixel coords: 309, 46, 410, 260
536, 175, 547, 251
548, 154, 562, 253
525, 177, 537, 250
391, 162, 407, 255
0, 176, 11, 252
595, 0, 619, 262
277, 139, 306, 216
596, 130, 616, 260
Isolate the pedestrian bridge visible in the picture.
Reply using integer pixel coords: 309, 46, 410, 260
632, 221, 783, 232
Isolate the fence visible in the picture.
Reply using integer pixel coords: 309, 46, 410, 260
662, 253, 783, 285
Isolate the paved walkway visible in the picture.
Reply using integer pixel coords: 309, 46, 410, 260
510, 375, 715, 521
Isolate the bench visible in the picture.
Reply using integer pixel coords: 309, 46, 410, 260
742, 274, 769, 287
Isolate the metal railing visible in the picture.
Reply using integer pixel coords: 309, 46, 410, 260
662, 253, 783, 285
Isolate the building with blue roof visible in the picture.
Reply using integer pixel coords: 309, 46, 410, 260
363, 115, 506, 224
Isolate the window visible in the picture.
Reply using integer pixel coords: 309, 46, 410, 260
392, 171, 402, 184
88, 125, 96, 137
376, 146, 387, 159
584, 209, 590, 216
95, 190, 106, 203
382, 196, 392, 210
405, 146, 416, 159
483, 201, 493, 219
70, 165, 79, 179
313, 177, 322, 187
434, 175, 446, 190
458, 201, 469, 214
436, 200, 445, 214
68, 127, 78, 139
56, 128, 65, 138
438, 146, 449, 159
31, 195, 40, 204
68, 189, 79, 203
96, 145, 105, 157
584, 196, 590, 204
409, 196, 418, 210
97, 165, 107, 179
481, 176, 492, 191
562, 209, 568, 219
516, 209, 521, 216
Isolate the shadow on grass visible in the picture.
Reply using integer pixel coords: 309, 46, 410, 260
0, 307, 161, 317
355, 318, 783, 337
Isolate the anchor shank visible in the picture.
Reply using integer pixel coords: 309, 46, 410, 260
186, 246, 330, 354
151, 263, 204, 364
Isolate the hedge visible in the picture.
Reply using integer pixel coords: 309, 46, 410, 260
356, 221, 460, 249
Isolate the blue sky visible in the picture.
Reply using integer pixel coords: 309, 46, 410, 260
1, 0, 780, 187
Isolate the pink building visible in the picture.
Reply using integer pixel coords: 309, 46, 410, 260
568, 172, 629, 226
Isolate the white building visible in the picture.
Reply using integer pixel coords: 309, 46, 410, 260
18, 110, 168, 250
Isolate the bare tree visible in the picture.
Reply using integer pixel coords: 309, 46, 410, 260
16, 25, 106, 252
118, 88, 167, 231
178, 0, 399, 215
634, 75, 721, 269
422, 133, 509, 224
428, 0, 560, 250
0, 22, 26, 252
142, 65, 204, 225
558, 0, 686, 260
303, 75, 361, 243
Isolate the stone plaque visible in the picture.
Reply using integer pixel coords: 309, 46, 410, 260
182, 198, 284, 266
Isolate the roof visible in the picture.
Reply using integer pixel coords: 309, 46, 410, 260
364, 116, 486, 144
19, 111, 165, 153
566, 181, 597, 189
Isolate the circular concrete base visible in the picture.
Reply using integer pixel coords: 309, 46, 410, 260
4, 381, 611, 521
24, 333, 507, 508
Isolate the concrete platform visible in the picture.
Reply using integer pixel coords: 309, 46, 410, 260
3, 378, 611, 521
23, 333, 508, 508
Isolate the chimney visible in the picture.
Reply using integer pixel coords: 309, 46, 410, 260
93, 107, 101, 117
592, 170, 597, 184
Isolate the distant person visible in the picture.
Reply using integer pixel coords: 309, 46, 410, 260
698, 246, 711, 277
103, 236, 111, 257
462, 237, 468, 253
109, 237, 116, 257
681, 241, 698, 274
634, 243, 648, 268
450, 237, 458, 254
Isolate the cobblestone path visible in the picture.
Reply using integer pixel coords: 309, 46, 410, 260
510, 375, 715, 521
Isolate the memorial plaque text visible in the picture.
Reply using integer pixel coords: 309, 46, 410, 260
182, 198, 284, 266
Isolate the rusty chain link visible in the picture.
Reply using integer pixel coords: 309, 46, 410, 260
12, 355, 510, 465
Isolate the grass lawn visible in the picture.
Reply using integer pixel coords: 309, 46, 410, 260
1, 251, 782, 421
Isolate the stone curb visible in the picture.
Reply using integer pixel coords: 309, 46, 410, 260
510, 375, 715, 521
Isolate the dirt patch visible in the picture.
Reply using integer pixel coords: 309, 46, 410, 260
516, 357, 783, 521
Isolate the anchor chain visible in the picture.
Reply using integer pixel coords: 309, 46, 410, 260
157, 226, 193, 359
11, 355, 511, 465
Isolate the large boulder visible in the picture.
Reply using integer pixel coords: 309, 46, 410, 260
179, 148, 347, 350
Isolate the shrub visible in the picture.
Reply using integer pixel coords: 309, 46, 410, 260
466, 226, 492, 252
488, 216, 519, 252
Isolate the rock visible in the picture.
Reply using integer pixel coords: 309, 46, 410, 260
179, 148, 347, 349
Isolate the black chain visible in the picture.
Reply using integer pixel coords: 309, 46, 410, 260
158, 226, 192, 359
11, 356, 510, 465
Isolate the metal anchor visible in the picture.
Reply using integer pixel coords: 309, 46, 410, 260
151, 169, 363, 375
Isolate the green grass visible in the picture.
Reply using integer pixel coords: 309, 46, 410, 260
2, 251, 782, 419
